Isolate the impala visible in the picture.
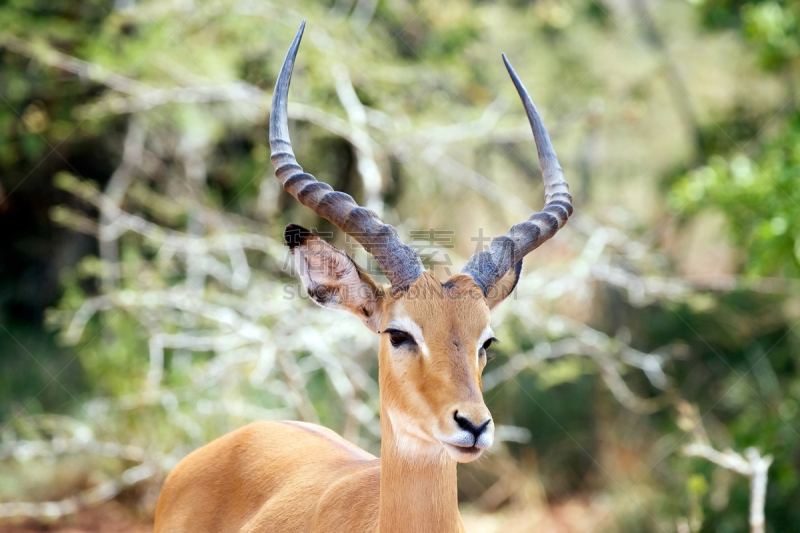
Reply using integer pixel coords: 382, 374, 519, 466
154, 21, 572, 533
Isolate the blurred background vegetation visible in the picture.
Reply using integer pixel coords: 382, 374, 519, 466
1, 0, 799, 531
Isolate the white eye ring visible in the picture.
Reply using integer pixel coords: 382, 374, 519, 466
385, 329, 415, 348
385, 317, 429, 357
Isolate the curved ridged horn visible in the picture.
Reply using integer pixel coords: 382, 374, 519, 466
270, 22, 425, 289
461, 54, 573, 294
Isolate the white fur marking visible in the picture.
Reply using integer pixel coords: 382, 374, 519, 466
386, 408, 440, 460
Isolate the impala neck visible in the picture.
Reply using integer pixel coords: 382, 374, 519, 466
377, 405, 462, 533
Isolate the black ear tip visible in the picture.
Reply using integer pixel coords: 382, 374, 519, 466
285, 224, 312, 249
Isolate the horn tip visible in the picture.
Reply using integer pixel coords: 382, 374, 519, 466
295, 20, 306, 41
288, 20, 305, 48
501, 53, 512, 71
501, 53, 522, 85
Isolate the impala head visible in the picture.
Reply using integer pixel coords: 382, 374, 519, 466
271, 22, 572, 463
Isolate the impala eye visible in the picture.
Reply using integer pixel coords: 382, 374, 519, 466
480, 337, 499, 362
385, 329, 415, 348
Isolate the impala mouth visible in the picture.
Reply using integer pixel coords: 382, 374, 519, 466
436, 425, 494, 462
446, 443, 481, 453
440, 441, 486, 462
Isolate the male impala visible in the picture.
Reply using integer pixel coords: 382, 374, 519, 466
154, 21, 572, 533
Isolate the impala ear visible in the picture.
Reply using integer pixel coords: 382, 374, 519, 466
484, 260, 522, 309
285, 224, 384, 332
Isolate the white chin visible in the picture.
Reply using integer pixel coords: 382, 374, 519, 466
441, 442, 484, 463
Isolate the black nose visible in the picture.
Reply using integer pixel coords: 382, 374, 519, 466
454, 411, 490, 441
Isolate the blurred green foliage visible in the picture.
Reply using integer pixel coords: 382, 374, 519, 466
697, 0, 800, 70
671, 118, 800, 277
667, 2, 800, 528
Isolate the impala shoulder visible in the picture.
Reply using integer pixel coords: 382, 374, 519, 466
313, 462, 381, 532
272, 420, 377, 461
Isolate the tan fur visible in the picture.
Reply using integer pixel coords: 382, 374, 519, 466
155, 254, 508, 532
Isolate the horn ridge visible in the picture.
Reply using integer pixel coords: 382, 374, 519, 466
269, 21, 425, 289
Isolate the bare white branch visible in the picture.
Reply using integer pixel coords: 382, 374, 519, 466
333, 65, 386, 215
